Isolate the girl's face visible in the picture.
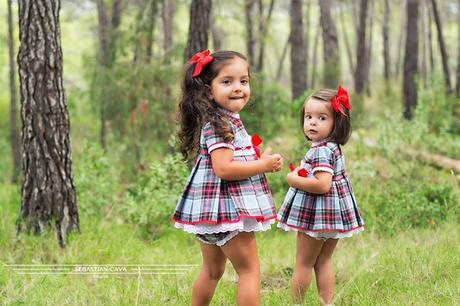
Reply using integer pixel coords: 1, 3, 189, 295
303, 98, 334, 142
210, 57, 250, 113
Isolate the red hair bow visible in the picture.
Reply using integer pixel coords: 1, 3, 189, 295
188, 49, 213, 77
332, 86, 351, 116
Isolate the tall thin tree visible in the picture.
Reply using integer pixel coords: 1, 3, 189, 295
245, 0, 257, 67
457, 0, 460, 97
339, 3, 355, 82
256, 0, 275, 72
355, 0, 368, 94
365, 0, 375, 96
96, 0, 124, 150
319, 0, 340, 88
162, 0, 175, 55
403, 0, 419, 119
382, 0, 391, 80
310, 18, 321, 89
17, 0, 79, 247
430, 0, 452, 93
290, 0, 307, 99
7, 0, 21, 183
184, 0, 212, 61
420, 0, 428, 86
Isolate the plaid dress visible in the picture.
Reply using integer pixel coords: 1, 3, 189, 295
173, 111, 276, 229
277, 139, 364, 238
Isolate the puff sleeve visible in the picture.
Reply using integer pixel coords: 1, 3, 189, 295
308, 146, 335, 175
202, 122, 234, 153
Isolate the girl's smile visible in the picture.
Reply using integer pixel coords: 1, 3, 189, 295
210, 57, 250, 113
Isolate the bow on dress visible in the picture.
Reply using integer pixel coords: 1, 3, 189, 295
235, 133, 263, 158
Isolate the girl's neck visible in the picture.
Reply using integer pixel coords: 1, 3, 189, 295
218, 106, 240, 119
311, 137, 331, 146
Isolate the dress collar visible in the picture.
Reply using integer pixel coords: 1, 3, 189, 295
311, 137, 331, 147
218, 107, 240, 119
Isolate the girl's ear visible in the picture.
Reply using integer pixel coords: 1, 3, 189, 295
205, 84, 213, 100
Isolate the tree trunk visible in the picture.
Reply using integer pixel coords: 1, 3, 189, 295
365, 0, 374, 96
162, 0, 175, 55
276, 33, 291, 82
457, 0, 460, 97
430, 0, 452, 93
420, 0, 428, 86
382, 0, 391, 80
17, 0, 79, 247
395, 0, 405, 78
245, 0, 256, 67
354, 0, 368, 94
290, 0, 307, 99
184, 0, 212, 61
339, 3, 355, 82
7, 0, 21, 184
319, 0, 340, 88
210, 7, 223, 51
145, 0, 158, 63
133, 0, 148, 65
310, 18, 321, 89
403, 0, 419, 120
304, 0, 311, 88
427, 0, 435, 73
96, 0, 124, 150
256, 0, 275, 72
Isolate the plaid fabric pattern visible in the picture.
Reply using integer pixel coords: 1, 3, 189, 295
173, 114, 276, 225
277, 140, 364, 232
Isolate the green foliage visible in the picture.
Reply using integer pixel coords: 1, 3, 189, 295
241, 73, 292, 138
360, 181, 458, 236
322, 55, 341, 88
74, 141, 119, 216
120, 153, 189, 237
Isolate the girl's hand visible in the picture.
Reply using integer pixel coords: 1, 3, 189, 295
286, 167, 300, 186
260, 147, 283, 173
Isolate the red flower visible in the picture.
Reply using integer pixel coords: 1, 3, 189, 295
298, 169, 308, 177
289, 162, 308, 177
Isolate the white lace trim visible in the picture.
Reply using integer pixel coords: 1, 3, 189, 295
175, 217, 275, 235
277, 223, 364, 240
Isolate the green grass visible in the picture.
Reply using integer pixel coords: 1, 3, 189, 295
1, 185, 459, 305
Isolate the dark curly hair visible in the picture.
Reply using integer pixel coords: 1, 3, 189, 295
300, 88, 352, 145
177, 50, 249, 160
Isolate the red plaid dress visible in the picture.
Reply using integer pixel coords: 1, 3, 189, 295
277, 140, 364, 239
173, 111, 276, 230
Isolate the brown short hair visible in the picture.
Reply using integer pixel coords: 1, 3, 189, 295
299, 88, 351, 145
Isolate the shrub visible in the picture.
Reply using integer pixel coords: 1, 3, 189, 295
120, 153, 189, 238
74, 141, 119, 216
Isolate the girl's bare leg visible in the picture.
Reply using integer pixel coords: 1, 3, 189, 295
314, 239, 338, 306
291, 233, 324, 304
221, 232, 260, 306
192, 242, 227, 306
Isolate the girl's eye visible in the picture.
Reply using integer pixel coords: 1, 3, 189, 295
241, 79, 249, 85
222, 80, 231, 85
306, 115, 312, 120
320, 116, 327, 121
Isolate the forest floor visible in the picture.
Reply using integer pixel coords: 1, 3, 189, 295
1, 184, 459, 305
